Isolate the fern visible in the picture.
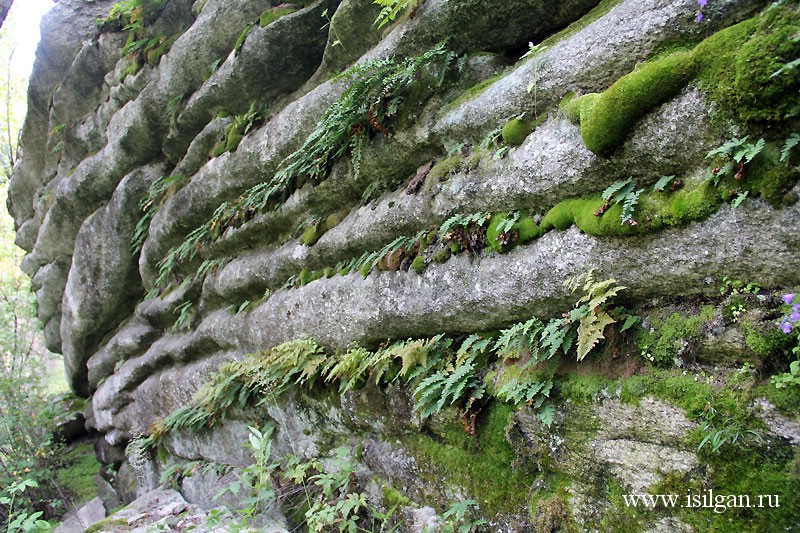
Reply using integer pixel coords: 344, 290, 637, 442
132, 173, 187, 253
373, 0, 414, 29
322, 347, 371, 393
781, 133, 800, 162
706, 136, 765, 184
438, 212, 491, 238
172, 301, 194, 331
652, 175, 676, 192
413, 353, 483, 419
154, 44, 457, 288
492, 317, 545, 360
602, 178, 642, 225
564, 269, 627, 361
256, 336, 328, 395
494, 376, 552, 407
601, 178, 634, 201
455, 333, 492, 366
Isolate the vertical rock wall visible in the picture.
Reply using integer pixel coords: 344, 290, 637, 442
10, 0, 800, 530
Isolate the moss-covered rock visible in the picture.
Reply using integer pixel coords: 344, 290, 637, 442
259, 6, 297, 28
572, 50, 697, 154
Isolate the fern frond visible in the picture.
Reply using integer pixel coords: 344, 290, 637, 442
576, 309, 616, 361
601, 178, 634, 201
456, 334, 491, 366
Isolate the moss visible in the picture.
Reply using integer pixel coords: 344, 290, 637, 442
677, 450, 799, 532
300, 221, 325, 246
84, 517, 128, 533
534, 0, 625, 52
211, 140, 226, 157
574, 50, 697, 154
234, 23, 254, 56
402, 403, 534, 514
695, 4, 800, 124
743, 322, 793, 358
324, 208, 349, 231
517, 215, 543, 242
568, 4, 799, 155
299, 269, 315, 286
541, 197, 638, 236
119, 61, 142, 82
757, 382, 800, 415
259, 6, 296, 28
56, 443, 100, 503
225, 131, 244, 152
485, 213, 512, 252
557, 373, 616, 404
638, 181, 722, 229
541, 178, 724, 238
432, 247, 451, 263
411, 255, 426, 274
637, 311, 708, 366
445, 70, 509, 111
424, 151, 482, 194
359, 263, 372, 278
560, 92, 589, 124
382, 485, 411, 508
598, 477, 651, 531
530, 488, 578, 532
501, 118, 533, 146
744, 143, 800, 204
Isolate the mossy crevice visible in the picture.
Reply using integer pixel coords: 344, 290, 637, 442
259, 6, 297, 28
568, 50, 698, 154
401, 403, 534, 515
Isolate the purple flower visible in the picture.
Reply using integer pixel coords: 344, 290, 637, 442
791, 311, 800, 322
781, 321, 793, 334
794, 303, 800, 312
782, 293, 795, 305
698, 0, 708, 6
696, 12, 704, 22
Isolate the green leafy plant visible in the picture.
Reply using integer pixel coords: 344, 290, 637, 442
373, 0, 417, 29
171, 301, 194, 331
211, 102, 264, 155
706, 136, 765, 184
141, 271, 631, 445
772, 360, 800, 388
698, 404, 762, 454
282, 447, 376, 532
434, 499, 487, 533
770, 31, 800, 78
233, 23, 254, 57
96, 0, 169, 33
781, 132, 800, 162
600, 178, 641, 225
98, 0, 175, 79
413, 350, 485, 419
132, 173, 187, 253
564, 269, 628, 361
214, 425, 279, 521
1, 480, 53, 532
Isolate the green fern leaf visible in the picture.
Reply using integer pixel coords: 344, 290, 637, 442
602, 178, 634, 202
576, 309, 616, 361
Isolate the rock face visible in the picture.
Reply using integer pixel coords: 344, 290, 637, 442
13, 0, 800, 530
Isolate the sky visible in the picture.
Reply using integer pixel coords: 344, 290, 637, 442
6, 0, 55, 79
